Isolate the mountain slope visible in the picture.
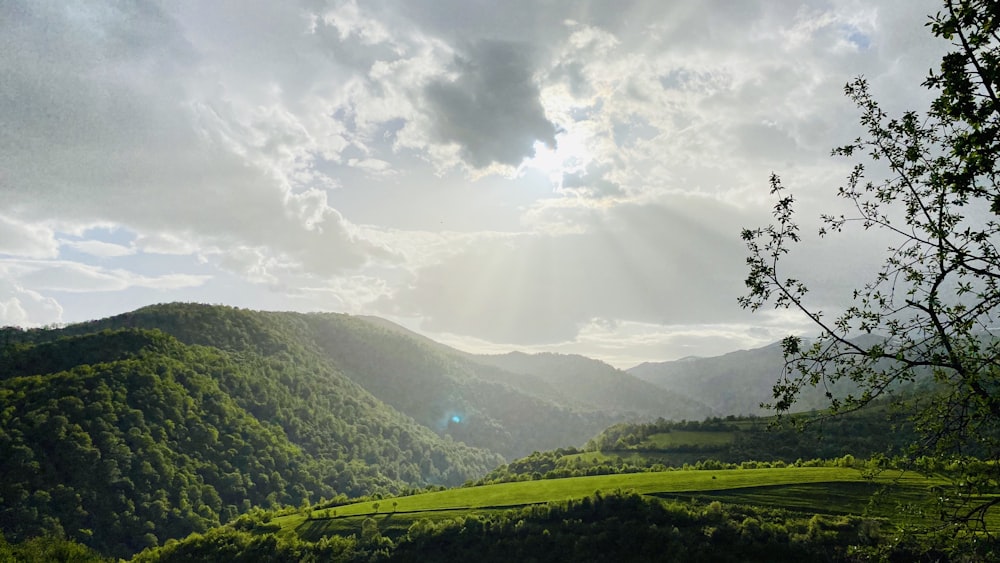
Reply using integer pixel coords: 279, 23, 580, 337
473, 351, 712, 420
628, 341, 870, 416
295, 313, 616, 459
0, 307, 504, 557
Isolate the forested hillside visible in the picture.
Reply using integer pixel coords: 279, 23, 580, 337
295, 313, 617, 459
0, 307, 507, 557
629, 341, 871, 415
306, 314, 711, 455
478, 405, 919, 484
473, 351, 712, 420
0, 303, 717, 557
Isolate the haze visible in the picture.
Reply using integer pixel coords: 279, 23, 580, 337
0, 0, 942, 367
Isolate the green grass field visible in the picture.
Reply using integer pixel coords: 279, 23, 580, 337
274, 466, 948, 540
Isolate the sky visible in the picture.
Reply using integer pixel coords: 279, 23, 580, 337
1, 0, 948, 367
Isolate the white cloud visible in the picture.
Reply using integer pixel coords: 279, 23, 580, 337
0, 0, 953, 361
61, 239, 136, 258
133, 232, 201, 256
376, 197, 752, 343
0, 260, 209, 294
0, 279, 63, 327
0, 216, 58, 259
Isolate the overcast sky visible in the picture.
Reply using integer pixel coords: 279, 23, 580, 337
1, 0, 947, 367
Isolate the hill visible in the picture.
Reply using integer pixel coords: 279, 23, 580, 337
292, 313, 618, 459
128, 465, 975, 562
628, 341, 866, 415
0, 307, 505, 556
479, 407, 919, 484
472, 351, 712, 419
354, 315, 712, 421
0, 303, 713, 557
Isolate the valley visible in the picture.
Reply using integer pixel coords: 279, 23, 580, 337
0, 303, 996, 561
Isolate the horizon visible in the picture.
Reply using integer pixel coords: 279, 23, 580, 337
3, 300, 799, 370
1, 0, 941, 368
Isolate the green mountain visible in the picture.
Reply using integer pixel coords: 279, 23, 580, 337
628, 341, 868, 416
290, 313, 618, 459
472, 351, 713, 419
0, 303, 717, 557
0, 306, 504, 557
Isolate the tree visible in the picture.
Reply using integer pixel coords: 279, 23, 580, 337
741, 0, 1000, 533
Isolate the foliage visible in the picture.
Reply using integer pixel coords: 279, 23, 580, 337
514, 409, 920, 479
62, 303, 631, 459
740, 0, 1000, 531
297, 313, 619, 458
0, 532, 111, 562
288, 466, 938, 521
131, 490, 995, 562
0, 305, 504, 557
475, 351, 712, 420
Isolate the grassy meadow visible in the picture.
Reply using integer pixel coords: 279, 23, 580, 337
275, 466, 950, 541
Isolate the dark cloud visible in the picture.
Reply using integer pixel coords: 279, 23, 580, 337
424, 40, 557, 167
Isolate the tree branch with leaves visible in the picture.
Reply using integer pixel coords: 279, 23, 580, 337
741, 0, 1000, 535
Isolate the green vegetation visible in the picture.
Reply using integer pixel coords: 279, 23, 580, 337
2, 306, 997, 561
9, 1, 1000, 560
0, 303, 786, 558
132, 473, 996, 563
57, 303, 686, 460
641, 430, 735, 448
741, 0, 1000, 530
478, 409, 919, 484
0, 533, 111, 562
285, 466, 935, 522
475, 351, 712, 419
0, 306, 505, 557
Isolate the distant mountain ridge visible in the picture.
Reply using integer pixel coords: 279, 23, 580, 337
473, 351, 713, 419
627, 338, 894, 415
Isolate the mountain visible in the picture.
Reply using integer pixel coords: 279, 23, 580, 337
472, 351, 712, 420
0, 306, 504, 556
0, 303, 721, 556
357, 316, 712, 419
292, 313, 709, 457
291, 312, 615, 459
628, 341, 860, 416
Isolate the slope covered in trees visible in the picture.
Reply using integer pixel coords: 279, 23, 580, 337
295, 313, 616, 459
302, 313, 711, 455
474, 351, 712, 419
0, 308, 505, 557
628, 340, 878, 415
0, 302, 716, 557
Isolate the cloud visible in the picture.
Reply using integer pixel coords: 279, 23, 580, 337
377, 197, 751, 343
133, 232, 201, 256
559, 163, 623, 198
1, 260, 209, 294
0, 0, 390, 281
0, 0, 954, 363
60, 239, 135, 258
423, 40, 557, 168
0, 216, 58, 259
0, 279, 63, 327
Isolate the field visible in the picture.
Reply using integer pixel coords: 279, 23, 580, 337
274, 466, 948, 540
